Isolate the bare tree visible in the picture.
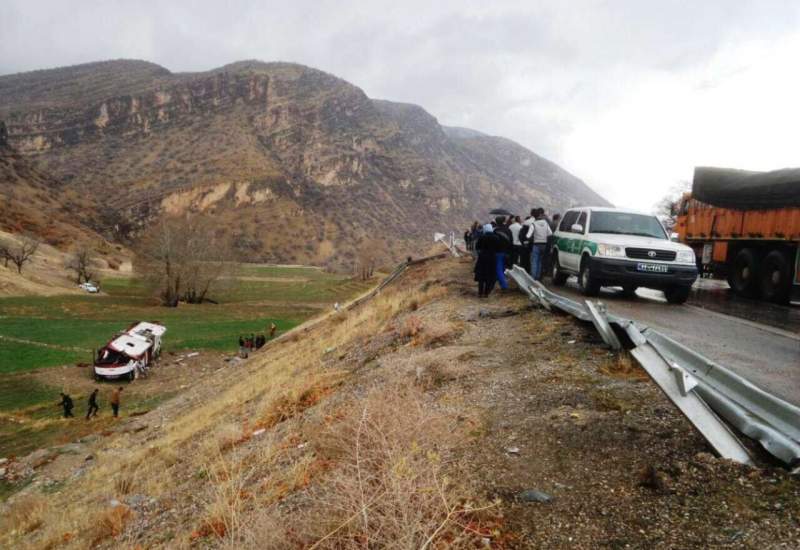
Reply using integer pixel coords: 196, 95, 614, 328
0, 243, 9, 268
1, 235, 41, 274
135, 215, 236, 307
355, 239, 380, 281
654, 180, 691, 232
65, 246, 95, 284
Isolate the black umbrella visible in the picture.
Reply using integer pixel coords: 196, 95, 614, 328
489, 208, 513, 216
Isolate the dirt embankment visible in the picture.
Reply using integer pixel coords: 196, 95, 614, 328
1, 256, 797, 549
0, 229, 132, 297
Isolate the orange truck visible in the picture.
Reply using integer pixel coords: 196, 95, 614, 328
675, 167, 800, 305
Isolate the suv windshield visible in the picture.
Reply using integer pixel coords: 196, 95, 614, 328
589, 212, 667, 239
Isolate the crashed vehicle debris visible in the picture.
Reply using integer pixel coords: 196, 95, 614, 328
93, 322, 166, 381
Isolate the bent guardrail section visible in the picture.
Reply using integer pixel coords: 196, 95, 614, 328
505, 265, 800, 467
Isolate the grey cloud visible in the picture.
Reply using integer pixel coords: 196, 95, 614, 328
2, 0, 799, 203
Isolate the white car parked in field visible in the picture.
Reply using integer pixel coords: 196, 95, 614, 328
79, 282, 99, 293
550, 207, 698, 304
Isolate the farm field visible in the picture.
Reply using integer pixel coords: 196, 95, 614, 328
0, 264, 372, 373
0, 265, 374, 460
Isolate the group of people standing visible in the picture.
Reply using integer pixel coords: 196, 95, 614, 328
466, 208, 561, 298
59, 387, 123, 419
238, 322, 278, 358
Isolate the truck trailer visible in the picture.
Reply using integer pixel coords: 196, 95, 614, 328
675, 166, 800, 305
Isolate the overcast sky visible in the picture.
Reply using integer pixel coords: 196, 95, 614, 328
3, 0, 799, 210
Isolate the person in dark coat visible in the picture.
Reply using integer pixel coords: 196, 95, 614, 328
59, 392, 74, 418
492, 217, 513, 290
474, 224, 503, 298
86, 389, 99, 419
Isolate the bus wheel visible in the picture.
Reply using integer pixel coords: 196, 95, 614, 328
728, 248, 760, 298
758, 250, 791, 304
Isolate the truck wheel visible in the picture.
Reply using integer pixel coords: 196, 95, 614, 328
664, 285, 691, 304
579, 257, 601, 296
758, 250, 791, 304
728, 248, 760, 298
551, 252, 568, 286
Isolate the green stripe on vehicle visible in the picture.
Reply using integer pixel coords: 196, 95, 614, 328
556, 236, 597, 255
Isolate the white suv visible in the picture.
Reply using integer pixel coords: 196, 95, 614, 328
550, 207, 698, 303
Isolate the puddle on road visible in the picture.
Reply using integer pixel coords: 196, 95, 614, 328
688, 279, 800, 335
556, 277, 800, 335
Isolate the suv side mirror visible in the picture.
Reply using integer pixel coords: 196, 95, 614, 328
670, 232, 680, 242
571, 223, 584, 234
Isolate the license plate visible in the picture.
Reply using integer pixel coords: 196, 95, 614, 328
636, 263, 668, 273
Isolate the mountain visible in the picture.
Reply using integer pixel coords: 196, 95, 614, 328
0, 60, 608, 268
0, 121, 109, 248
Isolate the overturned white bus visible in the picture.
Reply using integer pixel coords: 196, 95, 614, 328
93, 322, 167, 381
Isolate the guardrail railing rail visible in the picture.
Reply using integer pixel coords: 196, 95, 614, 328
505, 264, 800, 467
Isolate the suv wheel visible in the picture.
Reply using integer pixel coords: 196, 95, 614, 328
579, 257, 601, 296
664, 285, 690, 304
551, 252, 568, 286
621, 285, 638, 297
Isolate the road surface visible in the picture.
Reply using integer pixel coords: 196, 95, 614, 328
546, 278, 800, 407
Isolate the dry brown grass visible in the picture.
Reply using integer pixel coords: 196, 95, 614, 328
400, 314, 423, 338
0, 261, 489, 549
599, 351, 649, 381
237, 386, 497, 549
0, 495, 48, 536
89, 504, 132, 545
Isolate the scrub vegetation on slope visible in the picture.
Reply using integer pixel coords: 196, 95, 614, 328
1, 257, 797, 549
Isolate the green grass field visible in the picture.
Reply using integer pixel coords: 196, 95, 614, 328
0, 265, 372, 374
0, 265, 373, 464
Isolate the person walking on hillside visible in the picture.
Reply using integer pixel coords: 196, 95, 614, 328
86, 389, 99, 419
525, 208, 553, 281
474, 223, 503, 298
59, 392, 74, 418
492, 217, 513, 290
269, 322, 277, 339
110, 387, 123, 418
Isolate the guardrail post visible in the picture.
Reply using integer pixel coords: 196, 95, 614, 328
585, 300, 622, 350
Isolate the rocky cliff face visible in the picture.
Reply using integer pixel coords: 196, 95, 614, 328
0, 121, 108, 247
0, 60, 608, 268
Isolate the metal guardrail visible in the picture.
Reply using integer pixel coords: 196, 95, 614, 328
434, 232, 462, 257
505, 265, 800, 467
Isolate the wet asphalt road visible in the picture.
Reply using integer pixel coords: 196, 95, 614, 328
544, 277, 800, 407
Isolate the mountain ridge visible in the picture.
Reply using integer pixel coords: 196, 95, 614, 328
0, 59, 609, 268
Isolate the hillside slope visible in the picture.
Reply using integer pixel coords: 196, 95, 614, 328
1, 60, 608, 269
0, 122, 103, 246
0, 123, 131, 294
1, 256, 796, 548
